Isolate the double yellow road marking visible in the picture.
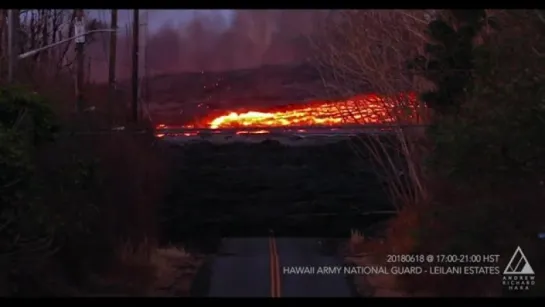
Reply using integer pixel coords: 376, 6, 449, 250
269, 235, 281, 297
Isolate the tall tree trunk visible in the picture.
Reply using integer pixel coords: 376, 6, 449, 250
41, 10, 49, 64
0, 10, 5, 77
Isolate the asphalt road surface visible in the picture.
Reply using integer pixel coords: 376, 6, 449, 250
208, 237, 354, 297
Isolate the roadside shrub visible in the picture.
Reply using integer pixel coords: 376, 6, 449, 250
0, 83, 166, 295
0, 86, 59, 295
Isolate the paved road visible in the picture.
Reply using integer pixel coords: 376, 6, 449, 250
208, 237, 354, 297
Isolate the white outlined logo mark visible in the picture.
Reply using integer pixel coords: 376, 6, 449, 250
504, 246, 534, 275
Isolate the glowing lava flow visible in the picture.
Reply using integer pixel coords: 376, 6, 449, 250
205, 93, 418, 129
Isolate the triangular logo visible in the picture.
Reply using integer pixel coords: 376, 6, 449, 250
504, 246, 534, 275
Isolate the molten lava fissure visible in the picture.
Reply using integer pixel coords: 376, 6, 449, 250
201, 93, 419, 129
155, 93, 421, 134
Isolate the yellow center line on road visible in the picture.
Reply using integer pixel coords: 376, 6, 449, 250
269, 235, 282, 297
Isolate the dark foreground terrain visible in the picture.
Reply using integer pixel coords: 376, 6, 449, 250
160, 137, 394, 253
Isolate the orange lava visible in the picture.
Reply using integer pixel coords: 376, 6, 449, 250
205, 93, 418, 129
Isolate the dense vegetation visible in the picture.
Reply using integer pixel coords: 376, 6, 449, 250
400, 10, 545, 296
0, 87, 59, 295
0, 84, 165, 295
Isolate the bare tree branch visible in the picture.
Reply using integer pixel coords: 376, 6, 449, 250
310, 10, 434, 210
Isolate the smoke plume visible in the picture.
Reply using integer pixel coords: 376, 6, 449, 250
87, 10, 329, 82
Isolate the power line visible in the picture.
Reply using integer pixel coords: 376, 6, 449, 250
131, 9, 139, 123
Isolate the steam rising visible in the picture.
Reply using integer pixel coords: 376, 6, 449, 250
87, 10, 328, 82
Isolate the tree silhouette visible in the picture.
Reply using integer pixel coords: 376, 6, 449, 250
410, 10, 487, 117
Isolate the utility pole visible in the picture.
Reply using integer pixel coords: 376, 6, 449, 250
108, 9, 118, 124
0, 10, 4, 75
139, 9, 148, 122
131, 9, 139, 123
87, 58, 91, 85
7, 10, 13, 82
7, 9, 21, 83
74, 9, 85, 113
7, 10, 19, 83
